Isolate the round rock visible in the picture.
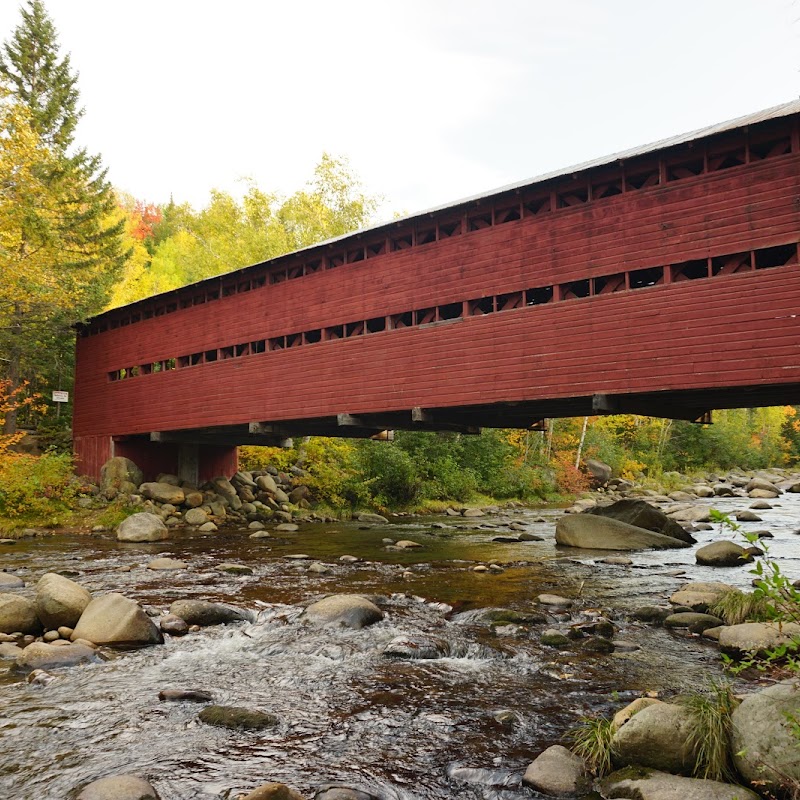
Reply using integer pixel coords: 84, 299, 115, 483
72, 593, 163, 646
304, 594, 383, 630
77, 774, 159, 800
117, 512, 169, 543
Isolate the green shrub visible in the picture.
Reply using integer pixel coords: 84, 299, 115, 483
0, 451, 76, 523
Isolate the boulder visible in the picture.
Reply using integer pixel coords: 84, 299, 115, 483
718, 621, 800, 655
663, 612, 724, 633
12, 641, 98, 673
139, 482, 185, 505
731, 679, 800, 792
256, 474, 278, 493
356, 512, 388, 524
522, 745, 590, 796
692, 485, 715, 498
748, 488, 780, 499
611, 702, 697, 774
669, 582, 733, 612
712, 484, 735, 497
240, 783, 306, 800
304, 594, 383, 629
184, 491, 204, 508
0, 573, 24, 589
585, 499, 694, 543
598, 768, 759, 800
556, 515, 690, 551
159, 614, 189, 635
147, 558, 187, 571
315, 787, 380, 800
0, 593, 41, 634
72, 593, 164, 646
168, 599, 251, 626
695, 541, 751, 567
198, 704, 278, 730
117, 512, 169, 542
76, 774, 159, 800
99, 457, 143, 497
210, 476, 238, 502
382, 634, 450, 659
586, 458, 613, 484
735, 510, 762, 522
745, 477, 782, 495
184, 508, 208, 526
612, 698, 663, 731
34, 572, 92, 630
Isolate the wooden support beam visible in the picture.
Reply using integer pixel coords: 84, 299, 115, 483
411, 406, 432, 423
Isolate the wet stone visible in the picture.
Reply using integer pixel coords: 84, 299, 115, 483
217, 563, 253, 575
158, 688, 214, 702
198, 704, 279, 730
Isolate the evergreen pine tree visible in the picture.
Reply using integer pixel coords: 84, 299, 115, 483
0, 0, 129, 434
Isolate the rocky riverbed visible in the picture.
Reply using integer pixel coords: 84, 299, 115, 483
0, 467, 798, 798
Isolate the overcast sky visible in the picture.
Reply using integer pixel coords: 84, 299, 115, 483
1, 1, 798, 221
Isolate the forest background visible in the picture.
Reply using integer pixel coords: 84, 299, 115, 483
1, 0, 799, 522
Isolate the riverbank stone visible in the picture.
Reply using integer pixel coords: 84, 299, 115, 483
584, 499, 695, 544
159, 614, 189, 635
13, 641, 98, 672
0, 574, 24, 589
695, 541, 751, 567
184, 508, 208, 526
663, 612, 724, 633
34, 572, 92, 630
304, 594, 383, 629
356, 512, 388, 524
77, 774, 160, 800
139, 482, 185, 505
0, 593, 41, 635
117, 512, 169, 542
198, 704, 279, 730
240, 783, 305, 800
522, 745, 590, 796
598, 768, 759, 800
731, 679, 800, 792
72, 593, 163, 646
717, 621, 800, 655
669, 582, 732, 612
147, 558, 188, 571
556, 515, 691, 551
169, 599, 252, 626
611, 702, 697, 774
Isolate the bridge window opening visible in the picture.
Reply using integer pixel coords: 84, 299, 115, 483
526, 286, 554, 306
108, 370, 119, 382
749, 135, 791, 161
139, 363, 152, 376
269, 269, 287, 284
110, 319, 119, 330
366, 241, 387, 258
180, 297, 193, 309
325, 325, 344, 340
438, 220, 462, 238
154, 306, 166, 317
235, 343, 250, 357
495, 205, 521, 224
304, 329, 322, 344
707, 145, 746, 173
467, 210, 492, 231
593, 273, 626, 295
560, 279, 591, 300
328, 253, 346, 268
366, 316, 387, 333
556, 182, 589, 208
165, 302, 177, 313
391, 233, 413, 251
120, 316, 131, 327
98, 322, 109, 332
141, 309, 153, 321
468, 296, 495, 316
190, 352, 204, 366
755, 243, 798, 270
390, 312, 413, 329
269, 336, 286, 351
666, 155, 704, 181
131, 312, 141, 323
177, 355, 190, 368
220, 346, 235, 360
286, 333, 302, 348
204, 349, 218, 363
629, 266, 664, 289
523, 194, 551, 216
625, 168, 660, 191
347, 247, 365, 263
207, 289, 220, 301
591, 176, 623, 199
129, 366, 140, 378
222, 284, 237, 296
193, 295, 205, 306
345, 321, 364, 337
415, 307, 436, 325
416, 227, 436, 245
711, 252, 750, 276
151, 361, 162, 373
438, 302, 463, 321
497, 291, 524, 311
287, 264, 304, 280
252, 275, 266, 288
164, 358, 176, 370
304, 259, 322, 275
238, 280, 252, 293
250, 340, 266, 354
671, 258, 708, 281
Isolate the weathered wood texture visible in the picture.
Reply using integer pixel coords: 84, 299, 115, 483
73, 112, 800, 479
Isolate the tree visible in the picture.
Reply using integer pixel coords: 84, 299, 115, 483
0, 0, 128, 434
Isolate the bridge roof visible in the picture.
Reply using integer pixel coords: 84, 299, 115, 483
91, 97, 800, 321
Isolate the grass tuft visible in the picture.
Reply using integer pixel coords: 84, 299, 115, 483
567, 715, 616, 777
679, 679, 739, 782
710, 588, 771, 626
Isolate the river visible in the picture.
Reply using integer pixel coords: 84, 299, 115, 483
0, 494, 798, 798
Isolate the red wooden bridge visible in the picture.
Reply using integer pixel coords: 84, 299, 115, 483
74, 100, 800, 482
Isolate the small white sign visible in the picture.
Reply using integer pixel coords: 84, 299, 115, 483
52, 390, 69, 403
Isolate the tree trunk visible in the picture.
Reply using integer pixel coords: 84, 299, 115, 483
2, 305, 22, 436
